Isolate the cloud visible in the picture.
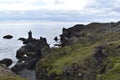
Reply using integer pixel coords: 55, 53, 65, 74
0, 9, 120, 23
0, 0, 120, 22
0, 0, 40, 11
0, 0, 95, 11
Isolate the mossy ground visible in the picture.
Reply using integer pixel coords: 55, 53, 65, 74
36, 32, 120, 80
0, 76, 27, 80
0, 66, 27, 80
96, 40, 120, 80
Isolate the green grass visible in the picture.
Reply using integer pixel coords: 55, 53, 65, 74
0, 74, 27, 80
37, 42, 99, 75
0, 66, 27, 80
0, 76, 27, 80
97, 59, 120, 80
96, 41, 120, 80
36, 31, 120, 79
50, 44, 95, 74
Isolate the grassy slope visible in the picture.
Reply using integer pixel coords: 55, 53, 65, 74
36, 32, 120, 80
0, 66, 27, 80
96, 39, 120, 80
36, 42, 99, 75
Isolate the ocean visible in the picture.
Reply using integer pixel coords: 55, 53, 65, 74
0, 21, 83, 67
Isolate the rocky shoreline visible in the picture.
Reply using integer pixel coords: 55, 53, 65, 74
0, 30, 50, 80
0, 21, 120, 80
11, 31, 50, 80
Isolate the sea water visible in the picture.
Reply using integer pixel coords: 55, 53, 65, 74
0, 21, 82, 66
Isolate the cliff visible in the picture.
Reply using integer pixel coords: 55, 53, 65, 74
35, 21, 120, 80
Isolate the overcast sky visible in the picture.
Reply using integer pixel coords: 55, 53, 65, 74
0, 0, 120, 22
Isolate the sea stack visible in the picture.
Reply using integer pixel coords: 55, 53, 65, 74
28, 30, 32, 39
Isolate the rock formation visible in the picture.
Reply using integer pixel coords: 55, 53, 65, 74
12, 31, 50, 80
3, 35, 13, 39
35, 21, 120, 80
60, 22, 120, 46
0, 58, 12, 67
7, 21, 120, 80
28, 30, 33, 39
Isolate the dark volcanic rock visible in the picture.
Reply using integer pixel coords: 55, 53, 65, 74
3, 35, 13, 39
12, 31, 50, 75
94, 46, 107, 60
60, 22, 120, 47
0, 58, 12, 67
18, 69, 35, 80
11, 62, 28, 73
18, 38, 26, 41
16, 46, 28, 59
60, 24, 86, 47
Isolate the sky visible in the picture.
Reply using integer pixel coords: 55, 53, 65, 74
0, 0, 120, 22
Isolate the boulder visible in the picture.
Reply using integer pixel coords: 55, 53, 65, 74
3, 35, 13, 39
11, 62, 28, 73
0, 58, 12, 67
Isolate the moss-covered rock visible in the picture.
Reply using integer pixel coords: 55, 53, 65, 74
35, 21, 120, 80
0, 65, 26, 80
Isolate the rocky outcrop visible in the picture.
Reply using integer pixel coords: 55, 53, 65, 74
60, 22, 120, 46
35, 21, 120, 80
0, 58, 12, 67
9, 21, 120, 80
18, 69, 35, 80
18, 38, 26, 41
12, 31, 50, 80
60, 24, 85, 47
94, 46, 108, 62
3, 35, 13, 39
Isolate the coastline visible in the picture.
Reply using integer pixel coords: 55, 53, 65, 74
0, 21, 120, 80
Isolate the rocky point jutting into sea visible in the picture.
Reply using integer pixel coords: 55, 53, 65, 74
0, 21, 120, 80
11, 30, 50, 80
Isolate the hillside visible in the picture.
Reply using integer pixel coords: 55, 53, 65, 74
36, 21, 120, 80
0, 65, 26, 80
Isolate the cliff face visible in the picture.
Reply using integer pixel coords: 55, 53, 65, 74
36, 21, 120, 80
60, 22, 120, 46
